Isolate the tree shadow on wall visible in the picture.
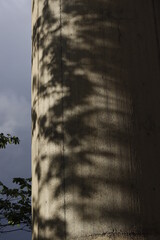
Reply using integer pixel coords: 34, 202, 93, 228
32, 0, 160, 239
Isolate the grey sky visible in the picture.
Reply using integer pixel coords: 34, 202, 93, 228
0, 1, 31, 239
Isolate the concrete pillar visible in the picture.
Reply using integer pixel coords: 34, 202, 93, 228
32, 0, 160, 239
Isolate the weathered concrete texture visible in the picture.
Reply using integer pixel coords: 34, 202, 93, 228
69, 234, 159, 240
32, 0, 160, 239
73, 234, 159, 240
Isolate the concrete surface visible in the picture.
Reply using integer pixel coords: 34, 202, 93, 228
32, 0, 160, 239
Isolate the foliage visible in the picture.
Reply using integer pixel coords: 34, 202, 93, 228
0, 133, 31, 234
0, 178, 31, 233
0, 133, 20, 149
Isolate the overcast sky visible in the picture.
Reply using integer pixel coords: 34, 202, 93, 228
0, 0, 31, 239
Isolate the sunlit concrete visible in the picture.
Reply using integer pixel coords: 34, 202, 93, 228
32, 0, 160, 239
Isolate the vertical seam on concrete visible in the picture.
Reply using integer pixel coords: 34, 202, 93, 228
151, 0, 160, 65
31, 1, 33, 239
37, 0, 40, 239
59, 0, 66, 239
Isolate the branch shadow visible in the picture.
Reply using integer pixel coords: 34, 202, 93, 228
32, 0, 160, 239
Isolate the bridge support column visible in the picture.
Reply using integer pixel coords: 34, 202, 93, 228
32, 0, 160, 239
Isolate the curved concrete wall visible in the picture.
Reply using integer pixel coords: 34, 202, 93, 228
32, 0, 160, 239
